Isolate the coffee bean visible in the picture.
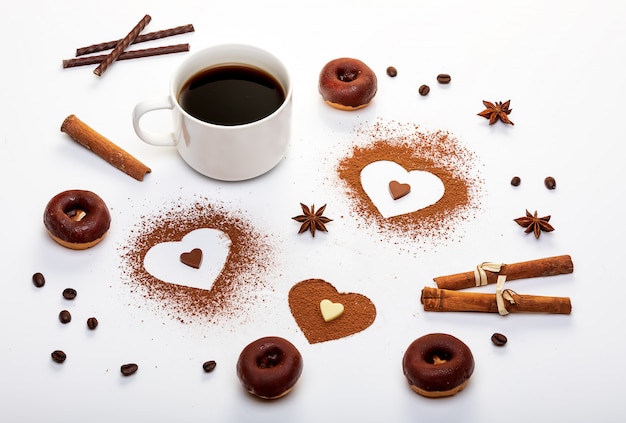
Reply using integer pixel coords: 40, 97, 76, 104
62, 288, 77, 300
510, 176, 521, 186
544, 176, 556, 190
87, 317, 99, 330
59, 310, 72, 324
121, 363, 139, 376
202, 360, 217, 373
418, 84, 430, 96
32, 272, 45, 288
491, 332, 508, 346
386, 66, 398, 77
436, 73, 451, 84
51, 350, 67, 363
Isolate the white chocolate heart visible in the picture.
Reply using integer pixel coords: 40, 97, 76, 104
320, 299, 344, 322
144, 228, 231, 290
361, 160, 445, 218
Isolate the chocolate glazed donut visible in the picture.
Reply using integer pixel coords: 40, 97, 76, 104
318, 58, 377, 110
236, 336, 303, 399
43, 190, 111, 250
402, 333, 475, 398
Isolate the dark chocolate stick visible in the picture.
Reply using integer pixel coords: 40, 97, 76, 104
93, 14, 151, 77
63, 44, 189, 68
76, 24, 194, 56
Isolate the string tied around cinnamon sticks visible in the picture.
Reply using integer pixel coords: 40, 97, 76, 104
474, 262, 503, 287
495, 275, 514, 315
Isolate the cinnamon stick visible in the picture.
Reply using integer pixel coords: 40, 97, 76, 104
421, 286, 572, 315
75, 24, 194, 56
93, 14, 151, 76
433, 255, 574, 290
60, 114, 151, 181
63, 44, 189, 69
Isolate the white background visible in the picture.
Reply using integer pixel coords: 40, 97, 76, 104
1, 1, 625, 421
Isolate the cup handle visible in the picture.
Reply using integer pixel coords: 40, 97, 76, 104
132, 97, 176, 146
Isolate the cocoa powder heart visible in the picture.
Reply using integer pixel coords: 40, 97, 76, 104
180, 248, 203, 269
389, 180, 411, 200
288, 279, 376, 344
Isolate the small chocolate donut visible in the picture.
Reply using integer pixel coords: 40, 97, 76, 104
236, 336, 303, 399
318, 58, 377, 110
43, 190, 111, 250
402, 333, 475, 398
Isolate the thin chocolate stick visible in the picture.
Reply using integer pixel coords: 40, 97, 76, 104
420, 286, 572, 315
76, 24, 194, 56
63, 44, 189, 69
93, 14, 151, 77
60, 115, 151, 181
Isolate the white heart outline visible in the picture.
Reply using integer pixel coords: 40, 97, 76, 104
360, 160, 445, 218
143, 228, 232, 290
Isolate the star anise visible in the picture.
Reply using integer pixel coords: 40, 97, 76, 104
292, 203, 333, 237
514, 209, 554, 239
478, 100, 514, 125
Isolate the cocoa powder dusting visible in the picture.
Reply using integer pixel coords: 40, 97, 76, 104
118, 197, 274, 325
337, 120, 483, 246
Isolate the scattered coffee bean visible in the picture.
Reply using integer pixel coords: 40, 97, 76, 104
59, 310, 72, 324
62, 288, 77, 300
418, 84, 430, 96
32, 272, 45, 288
544, 176, 556, 190
510, 176, 521, 186
436, 73, 451, 84
51, 350, 67, 363
491, 332, 508, 346
120, 363, 139, 376
87, 317, 99, 330
202, 360, 217, 373
386, 66, 398, 77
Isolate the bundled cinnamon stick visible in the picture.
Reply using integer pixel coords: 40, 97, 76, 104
60, 114, 151, 181
421, 286, 572, 315
433, 255, 573, 290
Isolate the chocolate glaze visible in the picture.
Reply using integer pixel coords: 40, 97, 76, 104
43, 190, 111, 244
402, 333, 474, 393
319, 58, 377, 108
236, 336, 303, 399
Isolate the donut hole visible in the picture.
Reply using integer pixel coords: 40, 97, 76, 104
425, 348, 452, 365
256, 346, 283, 369
65, 208, 87, 222
336, 67, 360, 82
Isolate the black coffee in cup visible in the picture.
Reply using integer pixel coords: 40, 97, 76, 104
178, 65, 285, 126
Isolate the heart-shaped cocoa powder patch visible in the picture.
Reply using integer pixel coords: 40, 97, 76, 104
288, 279, 376, 344
180, 248, 203, 269
389, 180, 411, 200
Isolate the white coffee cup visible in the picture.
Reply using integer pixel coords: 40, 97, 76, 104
132, 44, 292, 181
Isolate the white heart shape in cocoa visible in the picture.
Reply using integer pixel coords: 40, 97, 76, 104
144, 228, 231, 290
360, 160, 445, 218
